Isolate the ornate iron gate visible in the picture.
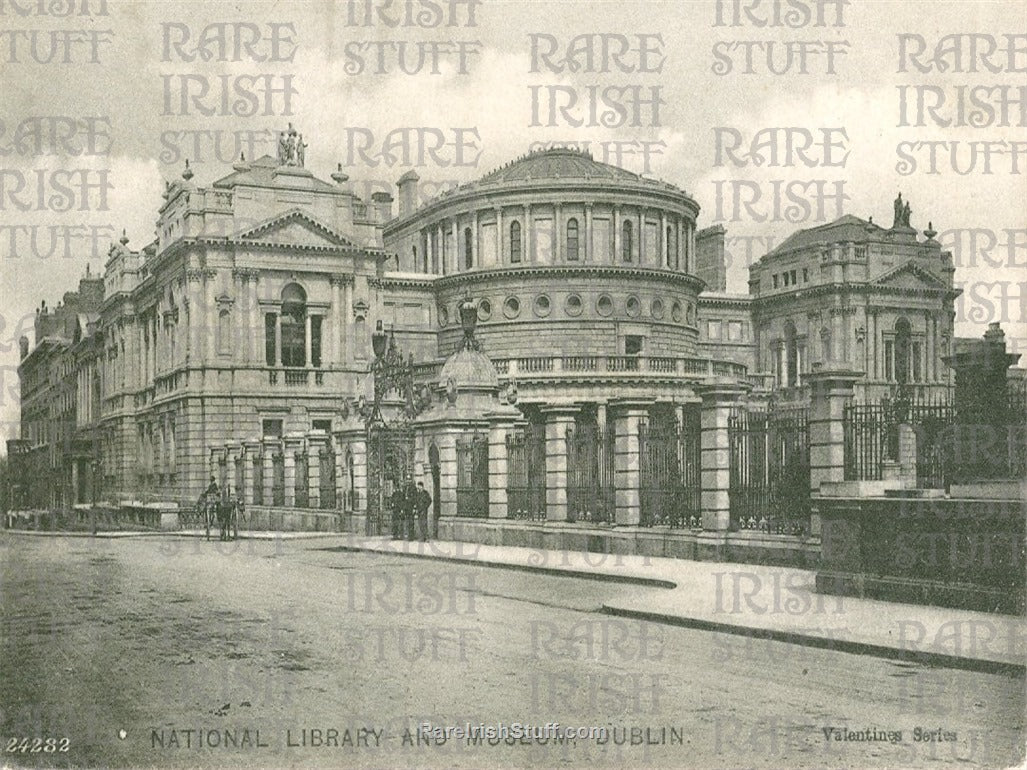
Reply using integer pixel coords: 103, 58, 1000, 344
252, 453, 263, 505
567, 425, 615, 523
320, 445, 336, 509
271, 447, 285, 506
639, 407, 701, 528
366, 425, 415, 536
456, 432, 489, 518
295, 451, 309, 508
507, 426, 546, 520
729, 406, 810, 535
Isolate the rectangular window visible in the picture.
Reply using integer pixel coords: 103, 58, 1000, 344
884, 340, 894, 381
790, 269, 797, 285
625, 335, 644, 355
772, 274, 779, 288
803, 268, 809, 282
912, 341, 922, 382
728, 321, 743, 341
708, 320, 722, 340
265, 314, 276, 366
312, 419, 332, 432
262, 419, 283, 437
311, 316, 322, 367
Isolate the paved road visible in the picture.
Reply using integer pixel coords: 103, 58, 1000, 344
1, 533, 1023, 769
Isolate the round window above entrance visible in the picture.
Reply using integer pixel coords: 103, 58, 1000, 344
597, 294, 614, 317
626, 296, 641, 318
565, 294, 583, 316
533, 295, 552, 317
478, 298, 492, 322
651, 299, 665, 320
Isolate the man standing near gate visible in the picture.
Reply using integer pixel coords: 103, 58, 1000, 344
415, 481, 432, 542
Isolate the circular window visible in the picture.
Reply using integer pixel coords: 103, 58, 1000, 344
597, 294, 614, 316
671, 301, 683, 323
626, 296, 641, 318
651, 299, 665, 320
565, 294, 583, 316
477, 298, 492, 322
533, 295, 552, 317
438, 305, 449, 327
503, 296, 521, 319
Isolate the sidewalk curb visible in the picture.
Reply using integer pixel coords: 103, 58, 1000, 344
323, 544, 677, 589
1, 529, 345, 541
601, 605, 1026, 677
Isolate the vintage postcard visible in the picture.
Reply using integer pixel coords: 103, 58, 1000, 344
0, 0, 1024, 768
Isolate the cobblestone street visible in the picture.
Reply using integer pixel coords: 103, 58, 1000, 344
1, 533, 1023, 769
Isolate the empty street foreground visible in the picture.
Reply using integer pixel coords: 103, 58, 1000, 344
1, 533, 1023, 769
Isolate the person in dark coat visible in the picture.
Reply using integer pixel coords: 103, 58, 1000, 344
415, 482, 432, 542
404, 481, 418, 540
390, 485, 405, 539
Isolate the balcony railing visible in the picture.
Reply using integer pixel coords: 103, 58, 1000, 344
490, 356, 748, 380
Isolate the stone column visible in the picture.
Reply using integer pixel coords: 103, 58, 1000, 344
808, 367, 862, 497
637, 208, 644, 264
308, 433, 326, 510
659, 212, 667, 267
541, 405, 579, 522
554, 203, 562, 262
283, 436, 303, 507
524, 204, 533, 262
451, 219, 459, 271
436, 432, 459, 520
613, 205, 620, 261
274, 313, 282, 366
332, 434, 346, 510
584, 204, 593, 262
610, 399, 652, 526
487, 411, 522, 519
304, 315, 312, 368
495, 207, 503, 263
262, 438, 277, 504
471, 210, 479, 269
330, 277, 343, 366
698, 384, 745, 531
242, 440, 260, 505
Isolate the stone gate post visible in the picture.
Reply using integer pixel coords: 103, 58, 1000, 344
808, 367, 863, 497
697, 383, 746, 532
610, 399, 654, 527
308, 432, 327, 509
541, 405, 579, 522
487, 410, 523, 519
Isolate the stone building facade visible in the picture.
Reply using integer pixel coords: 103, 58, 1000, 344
10, 137, 963, 533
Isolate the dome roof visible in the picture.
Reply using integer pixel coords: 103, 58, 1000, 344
478, 147, 645, 184
439, 348, 499, 390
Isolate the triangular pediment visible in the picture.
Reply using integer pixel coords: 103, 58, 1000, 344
235, 209, 358, 249
870, 261, 949, 290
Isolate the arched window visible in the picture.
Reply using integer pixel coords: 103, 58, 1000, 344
895, 317, 911, 384
463, 227, 473, 270
510, 221, 522, 263
566, 218, 579, 261
622, 219, 633, 262
280, 283, 306, 367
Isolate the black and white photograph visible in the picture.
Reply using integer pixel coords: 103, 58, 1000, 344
0, 0, 1025, 767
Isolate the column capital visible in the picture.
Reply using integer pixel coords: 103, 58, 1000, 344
806, 366, 863, 392
607, 397, 655, 414
695, 382, 747, 404
539, 403, 581, 419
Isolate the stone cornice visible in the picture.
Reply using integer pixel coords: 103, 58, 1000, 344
752, 282, 960, 306
433, 265, 705, 292
370, 275, 435, 290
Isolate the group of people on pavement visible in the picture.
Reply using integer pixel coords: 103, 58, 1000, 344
390, 480, 433, 541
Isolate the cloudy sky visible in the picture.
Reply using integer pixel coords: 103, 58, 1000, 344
1, 0, 1024, 445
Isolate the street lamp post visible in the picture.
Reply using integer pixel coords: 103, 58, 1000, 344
361, 321, 431, 536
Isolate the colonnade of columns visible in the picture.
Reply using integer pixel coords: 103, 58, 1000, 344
413, 204, 698, 275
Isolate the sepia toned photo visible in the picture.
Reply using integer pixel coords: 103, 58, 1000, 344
0, 1, 1024, 768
